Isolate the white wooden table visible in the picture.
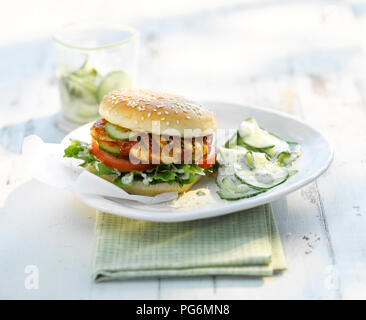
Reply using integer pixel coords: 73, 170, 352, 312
1, 0, 366, 299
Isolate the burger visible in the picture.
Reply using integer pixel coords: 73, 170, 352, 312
64, 88, 217, 196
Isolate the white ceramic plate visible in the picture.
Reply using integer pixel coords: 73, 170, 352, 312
62, 101, 333, 222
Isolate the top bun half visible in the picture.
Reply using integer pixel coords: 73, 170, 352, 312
99, 88, 217, 137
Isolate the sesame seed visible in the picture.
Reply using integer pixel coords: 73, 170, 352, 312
157, 112, 162, 115
141, 116, 144, 120
186, 116, 191, 119
176, 120, 180, 124
147, 113, 151, 117
165, 111, 169, 114
161, 117, 165, 120
166, 121, 170, 125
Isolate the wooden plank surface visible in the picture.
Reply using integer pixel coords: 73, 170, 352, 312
0, 0, 365, 299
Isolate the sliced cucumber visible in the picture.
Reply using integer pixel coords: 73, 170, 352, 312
69, 74, 97, 95
216, 174, 263, 200
238, 118, 291, 156
105, 122, 134, 140
225, 132, 238, 148
216, 174, 242, 189
264, 134, 291, 158
277, 142, 302, 166
245, 151, 255, 169
64, 57, 99, 101
73, 57, 98, 79
218, 117, 301, 200
216, 173, 263, 200
73, 101, 99, 119
238, 118, 274, 149
97, 71, 132, 102
58, 57, 102, 122
63, 75, 98, 103
98, 140, 121, 157
251, 152, 271, 168
217, 188, 262, 200
219, 147, 261, 171
235, 165, 289, 190
218, 147, 246, 166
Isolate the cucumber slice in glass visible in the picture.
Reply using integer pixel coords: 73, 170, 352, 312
97, 71, 132, 102
73, 102, 99, 119
65, 57, 99, 100
63, 75, 98, 103
73, 58, 98, 79
105, 122, 134, 140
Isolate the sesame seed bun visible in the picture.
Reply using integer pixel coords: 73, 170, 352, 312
99, 88, 216, 137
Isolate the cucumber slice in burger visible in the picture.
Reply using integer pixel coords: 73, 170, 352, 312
97, 140, 121, 157
97, 71, 132, 102
105, 122, 134, 140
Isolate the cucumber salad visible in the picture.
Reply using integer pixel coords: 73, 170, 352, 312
216, 118, 302, 200
58, 57, 132, 123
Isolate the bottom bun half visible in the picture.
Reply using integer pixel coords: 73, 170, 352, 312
87, 165, 202, 196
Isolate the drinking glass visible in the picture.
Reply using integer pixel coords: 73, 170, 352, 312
52, 20, 139, 131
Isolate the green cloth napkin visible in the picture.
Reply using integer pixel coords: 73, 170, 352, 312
92, 204, 287, 282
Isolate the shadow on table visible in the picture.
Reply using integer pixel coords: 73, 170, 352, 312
0, 113, 66, 154
1, 179, 268, 298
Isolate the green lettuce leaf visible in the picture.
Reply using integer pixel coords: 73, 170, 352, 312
63, 139, 96, 167
64, 140, 209, 188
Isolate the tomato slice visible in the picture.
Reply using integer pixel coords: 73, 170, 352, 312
91, 140, 216, 171
197, 148, 217, 169
91, 140, 156, 172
